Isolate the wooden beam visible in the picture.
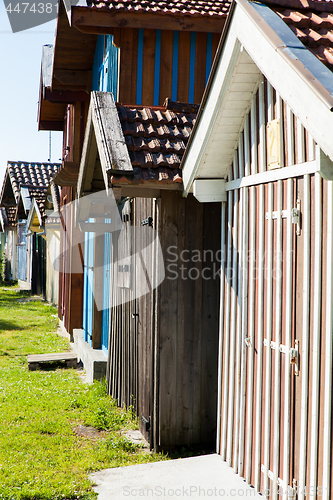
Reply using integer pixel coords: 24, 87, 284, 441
38, 120, 64, 131
119, 187, 161, 198
44, 88, 90, 103
54, 70, 92, 88
72, 8, 225, 34
53, 162, 80, 186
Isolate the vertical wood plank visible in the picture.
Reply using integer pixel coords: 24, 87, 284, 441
177, 31, 191, 102
233, 187, 243, 472
141, 29, 155, 106
238, 186, 249, 476
254, 183, 265, 491
221, 191, 233, 460
159, 30, 173, 105
323, 180, 333, 499
118, 29, 135, 104
245, 185, 256, 482
264, 182, 274, 493
217, 201, 227, 454
227, 189, 238, 466
282, 179, 293, 491
272, 180, 283, 500
251, 96, 258, 175
194, 32, 207, 104
258, 77, 266, 173
309, 172, 322, 494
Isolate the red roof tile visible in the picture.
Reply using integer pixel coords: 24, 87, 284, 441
7, 162, 60, 202
110, 99, 198, 186
86, 0, 230, 16
264, 0, 333, 71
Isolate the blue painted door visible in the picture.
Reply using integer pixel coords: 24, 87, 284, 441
83, 227, 94, 346
17, 220, 27, 281
101, 222, 111, 353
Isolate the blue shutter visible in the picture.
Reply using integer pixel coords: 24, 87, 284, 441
83, 223, 94, 346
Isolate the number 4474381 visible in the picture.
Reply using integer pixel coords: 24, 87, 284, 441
5, 3, 58, 13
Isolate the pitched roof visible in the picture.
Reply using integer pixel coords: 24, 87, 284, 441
110, 99, 198, 186
269, 1, 333, 71
1, 162, 60, 206
86, 0, 230, 17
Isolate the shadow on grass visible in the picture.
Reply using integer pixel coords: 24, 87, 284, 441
0, 320, 24, 331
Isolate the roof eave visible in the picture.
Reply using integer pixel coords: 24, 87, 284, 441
181, 0, 333, 195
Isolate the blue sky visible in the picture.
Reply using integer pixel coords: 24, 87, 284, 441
0, 3, 63, 184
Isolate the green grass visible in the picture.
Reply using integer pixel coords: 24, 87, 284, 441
0, 286, 165, 500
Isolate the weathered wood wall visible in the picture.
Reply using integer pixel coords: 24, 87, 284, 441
115, 28, 221, 106
107, 192, 221, 450
159, 191, 221, 448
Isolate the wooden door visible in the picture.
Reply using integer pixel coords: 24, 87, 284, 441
134, 198, 157, 446
258, 179, 298, 499
101, 226, 111, 353
220, 180, 299, 499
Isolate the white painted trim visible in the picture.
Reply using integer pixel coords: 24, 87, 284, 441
225, 161, 317, 191
244, 113, 251, 177
299, 174, 310, 500
258, 79, 266, 173
310, 173, 322, 493
251, 96, 258, 175
297, 118, 305, 164
254, 183, 264, 491
323, 181, 333, 500
283, 178, 293, 493
221, 192, 233, 460
246, 185, 256, 482
182, 0, 333, 195
216, 201, 227, 454
193, 179, 227, 203
233, 188, 243, 473
286, 105, 294, 167
276, 93, 284, 169
273, 180, 283, 500
227, 190, 238, 466
238, 186, 248, 475
264, 183, 273, 493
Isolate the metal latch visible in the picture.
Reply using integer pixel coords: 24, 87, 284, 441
290, 339, 299, 375
291, 199, 301, 236
141, 217, 153, 227
142, 415, 150, 433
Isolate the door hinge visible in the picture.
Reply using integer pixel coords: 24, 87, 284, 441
290, 339, 299, 376
142, 415, 150, 433
263, 338, 299, 375
141, 216, 153, 227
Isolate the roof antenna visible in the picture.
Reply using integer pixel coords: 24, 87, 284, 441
48, 131, 51, 162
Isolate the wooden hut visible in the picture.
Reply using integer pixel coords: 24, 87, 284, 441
77, 91, 222, 450
181, 0, 333, 497
37, 0, 230, 447
0, 161, 59, 290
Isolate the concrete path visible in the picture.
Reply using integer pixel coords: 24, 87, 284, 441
90, 454, 262, 499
